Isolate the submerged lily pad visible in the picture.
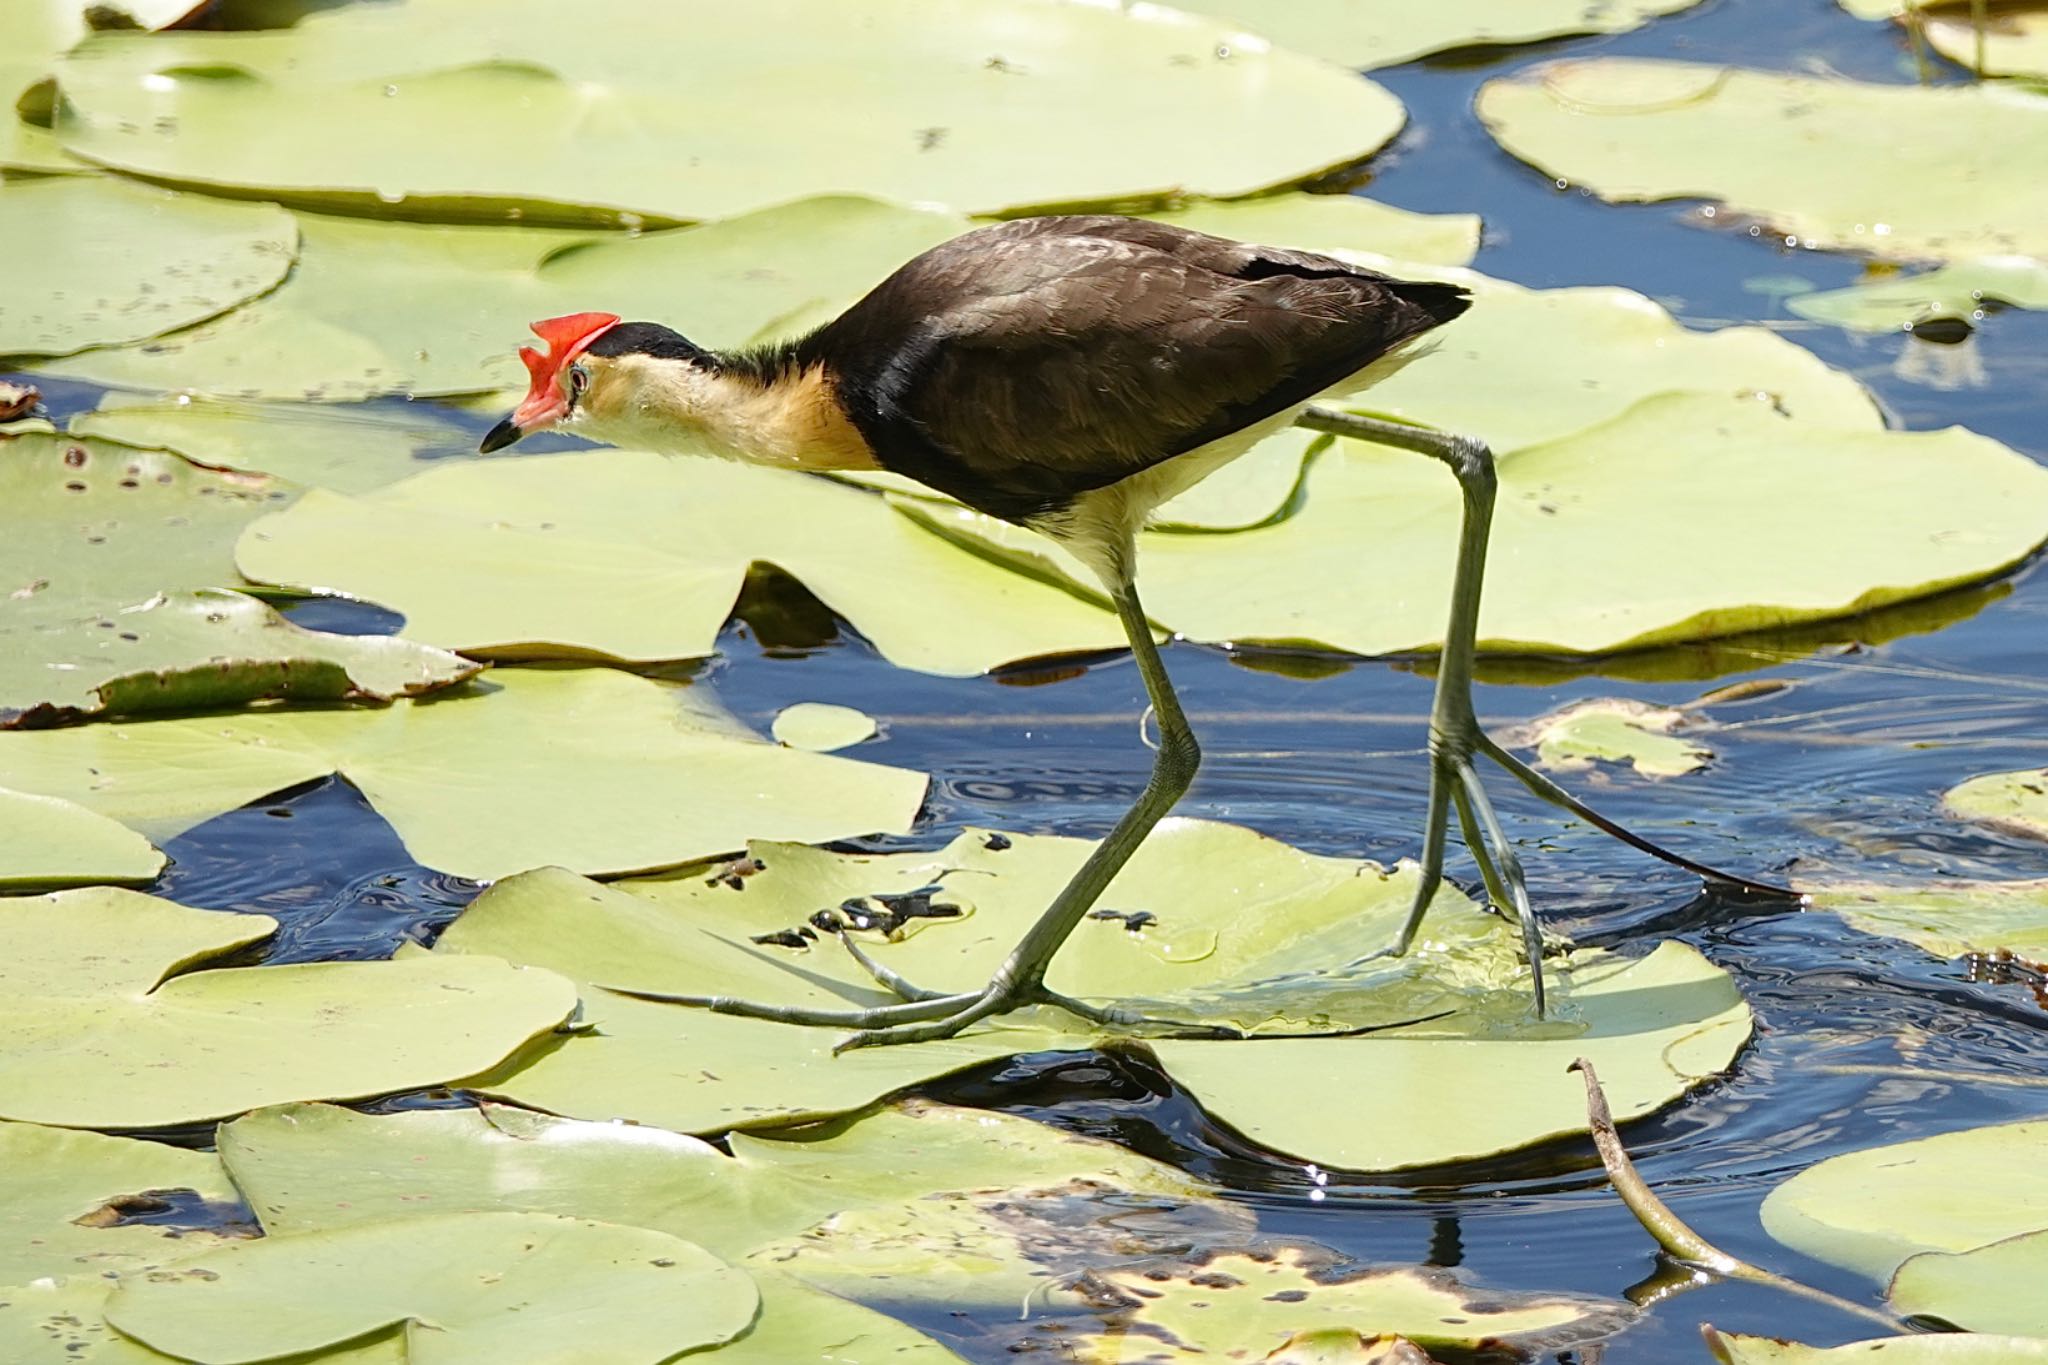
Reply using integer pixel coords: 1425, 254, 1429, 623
772, 702, 878, 752
1502, 698, 1713, 778
1760, 1119, 2048, 1282
54, 0, 1402, 223
1892, 1230, 2048, 1335
1706, 1329, 2048, 1364
0, 887, 578, 1128
1789, 258, 2048, 333
104, 1211, 757, 1364
236, 450, 1128, 676
0, 667, 928, 880
1944, 767, 2048, 841
0, 178, 296, 360
1169, 0, 1708, 69
1804, 878, 2048, 959
0, 788, 162, 889
924, 391, 2048, 658
1478, 59, 2048, 260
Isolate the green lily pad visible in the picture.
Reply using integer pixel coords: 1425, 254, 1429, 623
1790, 258, 2048, 332
0, 667, 928, 880
54, 0, 1402, 224
0, 1120, 238, 1284
1501, 698, 1712, 778
104, 1210, 756, 1364
1478, 58, 2048, 260
0, 887, 578, 1128
773, 702, 878, 752
1760, 1119, 2048, 1282
0, 788, 162, 889
1168, 0, 1708, 69
0, 178, 296, 360
0, 0, 206, 173
922, 391, 2048, 658
72, 394, 482, 493
1925, 8, 2048, 79
1706, 1329, 2048, 1364
1141, 193, 1481, 268
0, 1278, 183, 1364
5, 587, 483, 729
1892, 1230, 2048, 1334
46, 196, 968, 403
1060, 1248, 1628, 1359
1945, 767, 2048, 841
1805, 878, 2048, 958
236, 450, 1128, 676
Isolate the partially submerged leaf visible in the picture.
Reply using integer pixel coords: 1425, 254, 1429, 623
0, 887, 579, 1128
1759, 1119, 2048, 1282
1478, 59, 2048, 260
1789, 258, 2048, 333
1169, 0, 1708, 69
54, 0, 1403, 222
1706, 1328, 2048, 1364
1944, 767, 2048, 841
1501, 698, 1713, 778
1891, 1229, 2048, 1335
0, 667, 929, 880
1804, 878, 2048, 958
104, 1211, 757, 1365
772, 702, 878, 752
0, 788, 163, 889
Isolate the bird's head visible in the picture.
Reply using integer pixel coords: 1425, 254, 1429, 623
481, 311, 722, 453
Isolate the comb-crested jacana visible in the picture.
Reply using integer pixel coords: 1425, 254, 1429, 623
482, 215, 1785, 1048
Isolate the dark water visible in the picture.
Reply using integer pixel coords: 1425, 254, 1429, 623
16, 0, 2048, 1357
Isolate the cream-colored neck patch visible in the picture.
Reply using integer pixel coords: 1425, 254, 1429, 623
576, 355, 877, 472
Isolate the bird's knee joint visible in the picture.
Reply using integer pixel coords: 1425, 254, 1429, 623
1163, 730, 1202, 782
1447, 433, 1495, 489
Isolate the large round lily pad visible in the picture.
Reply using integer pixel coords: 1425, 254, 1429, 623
1759, 1119, 2048, 1282
0, 788, 162, 889
0, 666, 929, 881
1168, 0, 1708, 70
1477, 59, 2048, 261
0, 177, 296, 359
104, 1211, 757, 1364
0, 887, 579, 1129
54, 0, 1403, 223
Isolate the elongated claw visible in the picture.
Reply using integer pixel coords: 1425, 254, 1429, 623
839, 933, 951, 1002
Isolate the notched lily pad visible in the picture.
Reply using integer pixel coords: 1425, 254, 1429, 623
104, 1210, 757, 1365
1944, 767, 2048, 842
0, 886, 579, 1129
0, 787, 163, 889
1501, 697, 1713, 778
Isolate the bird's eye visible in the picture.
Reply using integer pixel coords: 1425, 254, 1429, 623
567, 363, 590, 397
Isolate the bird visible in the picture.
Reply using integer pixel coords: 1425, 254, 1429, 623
481, 214, 1788, 1048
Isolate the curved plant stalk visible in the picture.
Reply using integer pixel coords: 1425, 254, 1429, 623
1567, 1057, 1905, 1332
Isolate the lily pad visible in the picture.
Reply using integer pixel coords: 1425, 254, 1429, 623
0, 1119, 238, 1284
1892, 1230, 2048, 1334
1168, 0, 1708, 69
0, 666, 928, 880
1759, 1119, 2048, 1282
0, 178, 296, 360
0, 788, 162, 889
773, 702, 879, 752
1706, 1329, 2048, 1364
0, 0, 207, 173
1944, 767, 2048, 841
1501, 698, 1712, 778
1789, 258, 2048, 333
46, 196, 967, 403
1477, 58, 2048, 260
0, 1278, 187, 1364
1141, 193, 1481, 268
103, 1210, 756, 1364
235, 450, 1129, 676
1805, 878, 2048, 959
922, 391, 2048, 658
1925, 8, 2048, 79
54, 0, 1403, 223
0, 887, 578, 1128
73, 394, 483, 493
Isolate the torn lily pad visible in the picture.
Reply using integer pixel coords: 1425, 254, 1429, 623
54, 0, 1402, 223
0, 887, 578, 1128
1790, 258, 2048, 333
1945, 767, 2048, 841
0, 788, 162, 889
1478, 59, 2048, 261
104, 1211, 757, 1364
772, 702, 878, 752
0, 178, 296, 360
0, 666, 928, 880
1803, 878, 2048, 958
1706, 1329, 2048, 1364
1760, 1119, 2048, 1283
1501, 698, 1712, 778
235, 449, 1127, 676
1169, 0, 1707, 69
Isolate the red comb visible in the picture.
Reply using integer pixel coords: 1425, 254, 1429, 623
511, 312, 620, 418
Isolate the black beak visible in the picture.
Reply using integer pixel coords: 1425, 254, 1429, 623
479, 417, 524, 453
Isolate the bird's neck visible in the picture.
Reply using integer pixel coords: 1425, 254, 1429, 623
583, 352, 877, 472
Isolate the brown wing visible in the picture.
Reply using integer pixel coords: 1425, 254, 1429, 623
806, 216, 1469, 522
